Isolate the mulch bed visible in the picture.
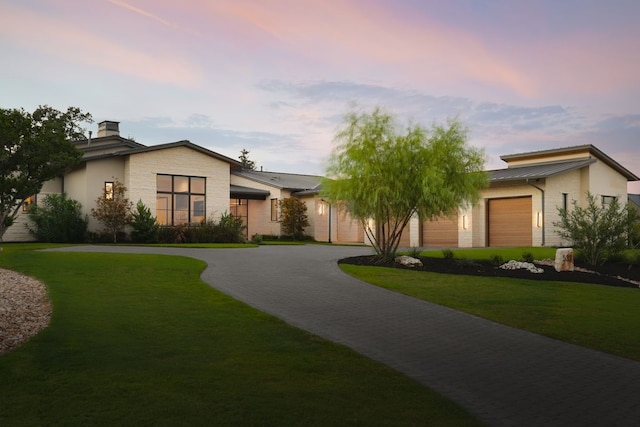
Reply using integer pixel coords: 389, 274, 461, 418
339, 256, 640, 289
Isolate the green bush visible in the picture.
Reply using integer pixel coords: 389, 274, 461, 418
251, 234, 263, 244
441, 249, 455, 259
553, 192, 638, 266
489, 254, 504, 266
28, 193, 88, 243
155, 213, 245, 244
521, 251, 534, 263
131, 200, 160, 243
279, 198, 310, 240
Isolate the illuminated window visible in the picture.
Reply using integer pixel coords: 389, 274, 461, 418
105, 182, 114, 200
156, 174, 206, 226
22, 195, 36, 212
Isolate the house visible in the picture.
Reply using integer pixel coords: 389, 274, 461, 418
4, 122, 638, 248
414, 144, 639, 248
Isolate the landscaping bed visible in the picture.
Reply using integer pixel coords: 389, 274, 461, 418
339, 255, 640, 288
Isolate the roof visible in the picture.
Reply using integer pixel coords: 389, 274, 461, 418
124, 140, 242, 167
232, 170, 322, 191
489, 158, 596, 183
230, 185, 270, 200
500, 144, 639, 181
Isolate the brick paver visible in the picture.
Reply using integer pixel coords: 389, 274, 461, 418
51, 245, 640, 426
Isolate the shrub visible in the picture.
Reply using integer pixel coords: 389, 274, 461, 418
28, 193, 88, 243
155, 213, 245, 244
251, 234, 263, 244
91, 178, 133, 243
409, 247, 422, 258
521, 251, 534, 263
441, 249, 455, 260
215, 212, 246, 243
489, 254, 504, 266
553, 192, 638, 266
279, 198, 310, 240
131, 200, 159, 243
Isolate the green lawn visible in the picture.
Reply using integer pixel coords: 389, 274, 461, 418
342, 247, 640, 361
0, 244, 482, 427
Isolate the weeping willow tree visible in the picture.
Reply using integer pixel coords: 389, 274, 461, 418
322, 107, 487, 260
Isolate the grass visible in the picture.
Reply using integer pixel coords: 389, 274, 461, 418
0, 244, 482, 426
342, 248, 640, 361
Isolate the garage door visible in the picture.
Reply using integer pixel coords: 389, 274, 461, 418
488, 197, 532, 247
422, 215, 458, 247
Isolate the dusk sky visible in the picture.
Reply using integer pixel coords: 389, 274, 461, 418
2, 0, 639, 192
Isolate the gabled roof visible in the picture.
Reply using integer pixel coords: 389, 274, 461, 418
500, 144, 639, 181
232, 170, 322, 191
77, 139, 242, 167
490, 159, 596, 183
124, 140, 242, 167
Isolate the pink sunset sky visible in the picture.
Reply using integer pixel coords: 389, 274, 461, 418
2, 0, 639, 192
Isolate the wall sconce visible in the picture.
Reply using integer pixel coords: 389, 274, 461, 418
462, 215, 468, 230
317, 202, 325, 215
536, 212, 542, 228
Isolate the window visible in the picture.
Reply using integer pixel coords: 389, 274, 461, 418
602, 195, 616, 205
270, 198, 278, 221
156, 174, 206, 226
562, 193, 568, 211
105, 182, 114, 200
230, 199, 248, 239
22, 195, 36, 212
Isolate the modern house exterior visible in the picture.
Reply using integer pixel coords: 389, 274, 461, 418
5, 122, 638, 248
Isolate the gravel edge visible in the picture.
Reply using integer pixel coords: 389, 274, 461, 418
0, 268, 52, 354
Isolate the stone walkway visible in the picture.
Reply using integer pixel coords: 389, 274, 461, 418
48, 245, 640, 426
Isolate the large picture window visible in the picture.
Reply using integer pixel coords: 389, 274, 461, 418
156, 174, 206, 226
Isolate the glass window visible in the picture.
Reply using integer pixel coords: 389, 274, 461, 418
22, 195, 36, 212
105, 182, 114, 200
174, 176, 189, 193
191, 177, 205, 194
602, 195, 616, 205
157, 175, 172, 192
156, 174, 206, 225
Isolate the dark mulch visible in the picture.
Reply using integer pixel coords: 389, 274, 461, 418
339, 255, 640, 289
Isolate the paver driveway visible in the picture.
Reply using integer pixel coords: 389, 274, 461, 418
50, 244, 640, 427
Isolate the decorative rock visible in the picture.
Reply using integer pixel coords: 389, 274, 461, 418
499, 260, 544, 274
554, 248, 574, 272
395, 255, 423, 268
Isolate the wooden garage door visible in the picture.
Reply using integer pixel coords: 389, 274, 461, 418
422, 215, 458, 247
488, 197, 532, 247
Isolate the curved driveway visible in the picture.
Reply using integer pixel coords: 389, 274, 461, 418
49, 244, 640, 426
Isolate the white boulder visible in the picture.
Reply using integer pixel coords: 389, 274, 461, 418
395, 255, 423, 268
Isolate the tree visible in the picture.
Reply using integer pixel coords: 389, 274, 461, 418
279, 198, 310, 240
0, 106, 92, 245
27, 193, 88, 243
130, 200, 160, 243
239, 148, 256, 170
553, 192, 638, 266
91, 178, 133, 242
322, 107, 487, 260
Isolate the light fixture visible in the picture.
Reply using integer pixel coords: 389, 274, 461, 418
536, 212, 542, 228
318, 202, 325, 215
462, 215, 468, 230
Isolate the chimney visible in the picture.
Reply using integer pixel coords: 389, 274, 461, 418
97, 121, 120, 137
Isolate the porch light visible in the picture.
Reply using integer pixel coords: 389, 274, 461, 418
536, 211, 542, 228
462, 215, 468, 230
318, 202, 325, 215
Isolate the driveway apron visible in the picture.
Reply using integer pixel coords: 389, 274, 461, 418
48, 245, 640, 427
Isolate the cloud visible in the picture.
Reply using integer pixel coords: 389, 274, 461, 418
106, 0, 179, 29
0, 2, 203, 88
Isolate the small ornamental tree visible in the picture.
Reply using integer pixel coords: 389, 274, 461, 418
27, 193, 88, 243
91, 178, 133, 242
322, 107, 487, 260
131, 200, 159, 243
553, 192, 638, 266
279, 198, 310, 240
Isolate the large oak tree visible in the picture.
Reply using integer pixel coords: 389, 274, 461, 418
0, 106, 91, 243
322, 107, 487, 260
